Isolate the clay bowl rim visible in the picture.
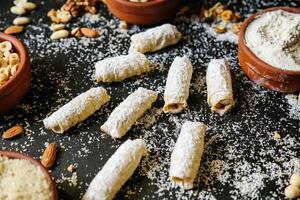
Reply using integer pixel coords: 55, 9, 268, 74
0, 32, 29, 93
0, 150, 58, 200
239, 6, 300, 76
111, 0, 170, 9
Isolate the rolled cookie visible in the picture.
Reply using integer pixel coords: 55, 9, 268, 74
163, 56, 193, 113
129, 23, 182, 53
83, 139, 147, 200
169, 121, 207, 190
206, 59, 234, 115
101, 87, 158, 138
95, 52, 150, 82
43, 87, 110, 133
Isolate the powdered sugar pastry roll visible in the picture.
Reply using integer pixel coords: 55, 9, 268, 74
43, 87, 110, 133
163, 56, 193, 113
129, 23, 182, 53
83, 139, 147, 200
169, 121, 207, 189
95, 52, 150, 82
101, 87, 158, 138
206, 59, 234, 115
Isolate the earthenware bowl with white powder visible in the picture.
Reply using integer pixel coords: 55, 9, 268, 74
0, 151, 58, 200
238, 7, 300, 93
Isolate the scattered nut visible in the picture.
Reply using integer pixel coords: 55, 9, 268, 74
231, 23, 241, 34
47, 9, 60, 23
17, 2, 37, 11
290, 173, 300, 188
214, 25, 227, 33
203, 9, 213, 19
232, 12, 241, 22
118, 20, 128, 29
2, 125, 23, 139
80, 27, 97, 38
48, 0, 101, 25
13, 17, 31, 26
221, 10, 234, 22
13, 0, 27, 6
284, 185, 300, 199
71, 27, 82, 38
56, 10, 72, 23
50, 23, 65, 31
10, 6, 26, 15
41, 143, 57, 169
50, 29, 70, 40
215, 4, 226, 15
4, 25, 24, 35
273, 131, 281, 140
67, 164, 75, 173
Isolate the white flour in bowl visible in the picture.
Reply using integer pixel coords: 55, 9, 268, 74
245, 10, 300, 71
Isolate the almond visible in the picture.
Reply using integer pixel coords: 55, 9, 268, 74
80, 28, 97, 38
2, 125, 23, 139
13, 17, 31, 26
231, 23, 241, 34
4, 25, 24, 35
50, 29, 69, 40
41, 143, 57, 169
10, 6, 26, 15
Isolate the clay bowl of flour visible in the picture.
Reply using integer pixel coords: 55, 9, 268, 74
0, 151, 58, 200
106, 0, 181, 25
238, 7, 300, 93
0, 32, 31, 112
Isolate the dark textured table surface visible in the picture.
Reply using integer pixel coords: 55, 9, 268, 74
0, 0, 299, 199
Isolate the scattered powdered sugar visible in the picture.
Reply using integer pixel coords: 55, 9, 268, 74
286, 94, 300, 120
0, 1, 299, 200
203, 23, 238, 44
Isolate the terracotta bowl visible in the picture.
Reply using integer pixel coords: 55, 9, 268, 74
238, 7, 300, 93
0, 151, 58, 200
0, 32, 31, 112
106, 0, 181, 25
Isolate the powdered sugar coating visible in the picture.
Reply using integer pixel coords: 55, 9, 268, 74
101, 87, 158, 138
95, 52, 150, 82
129, 24, 182, 53
170, 121, 206, 189
0, 1, 299, 199
43, 87, 110, 133
83, 139, 147, 200
163, 56, 193, 113
206, 59, 234, 115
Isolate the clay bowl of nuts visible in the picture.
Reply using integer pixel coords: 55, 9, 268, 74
0, 32, 31, 112
238, 7, 300, 93
106, 0, 181, 25
0, 151, 58, 200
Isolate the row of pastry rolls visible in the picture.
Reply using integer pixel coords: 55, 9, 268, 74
43, 58, 234, 134
42, 23, 235, 200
